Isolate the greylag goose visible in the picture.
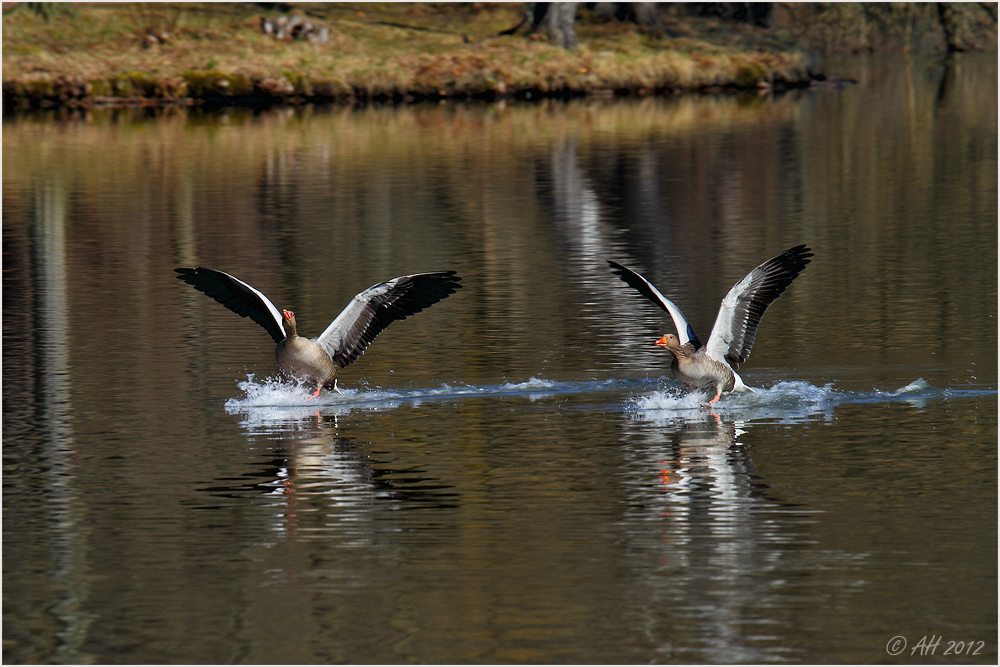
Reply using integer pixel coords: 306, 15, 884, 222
608, 245, 812, 404
175, 267, 462, 397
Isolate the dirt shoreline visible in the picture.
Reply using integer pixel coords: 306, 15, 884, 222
2, 3, 853, 112
4, 73, 834, 111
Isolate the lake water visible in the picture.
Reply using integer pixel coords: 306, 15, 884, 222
3, 54, 996, 664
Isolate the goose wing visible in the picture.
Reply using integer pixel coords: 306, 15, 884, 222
705, 245, 812, 369
174, 267, 286, 344
316, 271, 462, 368
607, 260, 701, 347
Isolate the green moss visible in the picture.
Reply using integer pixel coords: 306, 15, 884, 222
309, 79, 351, 99
88, 79, 112, 96
281, 70, 313, 96
732, 59, 768, 87
181, 70, 253, 97
13, 78, 57, 97
112, 72, 157, 97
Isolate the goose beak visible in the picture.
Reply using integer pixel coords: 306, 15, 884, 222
655, 335, 669, 348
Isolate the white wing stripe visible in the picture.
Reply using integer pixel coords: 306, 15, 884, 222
705, 271, 754, 363
227, 270, 285, 335
633, 271, 698, 346
317, 281, 395, 352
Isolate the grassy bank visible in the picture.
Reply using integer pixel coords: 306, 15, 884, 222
3, 2, 820, 109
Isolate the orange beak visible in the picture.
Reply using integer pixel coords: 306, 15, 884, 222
655, 335, 669, 348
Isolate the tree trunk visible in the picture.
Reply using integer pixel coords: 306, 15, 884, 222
936, 2, 963, 52
688, 2, 771, 27
632, 3, 672, 37
541, 3, 578, 50
499, 2, 578, 49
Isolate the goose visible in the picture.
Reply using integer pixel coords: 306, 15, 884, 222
608, 245, 812, 404
175, 267, 462, 397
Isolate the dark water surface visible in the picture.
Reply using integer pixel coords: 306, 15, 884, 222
3, 54, 996, 664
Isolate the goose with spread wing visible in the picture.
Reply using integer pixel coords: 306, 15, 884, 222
175, 267, 462, 397
608, 245, 812, 404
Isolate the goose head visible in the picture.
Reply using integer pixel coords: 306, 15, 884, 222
281, 309, 298, 337
655, 334, 681, 351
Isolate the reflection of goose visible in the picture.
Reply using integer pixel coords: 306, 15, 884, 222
627, 415, 786, 663
175, 268, 462, 396
609, 245, 812, 403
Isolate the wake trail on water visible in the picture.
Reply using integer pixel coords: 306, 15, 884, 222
629, 377, 995, 422
223, 373, 995, 427
224, 374, 647, 425
226, 374, 604, 408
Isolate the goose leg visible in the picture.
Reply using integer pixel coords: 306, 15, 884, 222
307, 383, 322, 401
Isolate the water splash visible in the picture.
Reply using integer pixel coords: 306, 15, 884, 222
222, 374, 993, 428
633, 380, 835, 409
629, 380, 839, 424
226, 375, 352, 406
884, 378, 931, 396
626, 377, 996, 425
225, 374, 638, 412
223, 376, 638, 429
499, 377, 558, 391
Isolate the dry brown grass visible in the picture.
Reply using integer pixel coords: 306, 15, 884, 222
2, 2, 812, 108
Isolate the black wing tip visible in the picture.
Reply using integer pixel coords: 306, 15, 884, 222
765, 246, 813, 278
416, 271, 463, 294
784, 244, 814, 263
174, 266, 223, 280
414, 269, 462, 281
442, 271, 463, 289
174, 267, 206, 283
607, 260, 638, 281
606, 260, 651, 289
